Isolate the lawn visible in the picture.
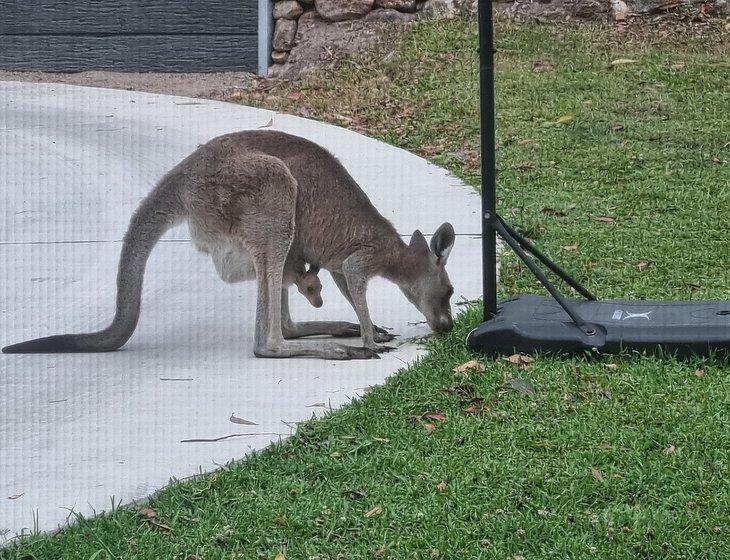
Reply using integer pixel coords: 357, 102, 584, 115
4, 15, 729, 560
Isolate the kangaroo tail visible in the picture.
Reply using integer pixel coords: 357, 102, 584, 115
2, 180, 185, 354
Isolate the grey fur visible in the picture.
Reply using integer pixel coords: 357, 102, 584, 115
2, 130, 455, 359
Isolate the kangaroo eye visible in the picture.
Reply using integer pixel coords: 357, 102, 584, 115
307, 287, 315, 294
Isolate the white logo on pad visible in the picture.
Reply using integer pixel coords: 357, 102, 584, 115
623, 311, 652, 321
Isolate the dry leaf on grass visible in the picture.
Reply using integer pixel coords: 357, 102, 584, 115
463, 403, 483, 414
665, 445, 676, 455
139, 507, 157, 519
532, 60, 555, 72
542, 207, 567, 217
591, 468, 604, 481
422, 411, 447, 422
456, 148, 479, 164
556, 114, 574, 125
364, 506, 383, 518
635, 260, 650, 272
506, 354, 534, 365
694, 368, 705, 378
592, 215, 617, 223
275, 553, 287, 560
272, 515, 288, 525
604, 363, 619, 370
562, 244, 579, 252
420, 145, 444, 156
518, 138, 535, 145
610, 58, 638, 66
507, 377, 536, 396
334, 114, 353, 125
436, 481, 447, 492
424, 423, 437, 434
453, 359, 486, 375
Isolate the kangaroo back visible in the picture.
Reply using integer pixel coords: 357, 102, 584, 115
2, 175, 185, 353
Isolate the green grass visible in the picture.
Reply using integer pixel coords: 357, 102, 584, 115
4, 17, 729, 560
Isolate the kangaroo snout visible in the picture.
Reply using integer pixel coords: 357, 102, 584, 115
430, 314, 454, 333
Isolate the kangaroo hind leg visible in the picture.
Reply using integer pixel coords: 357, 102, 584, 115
238, 155, 378, 360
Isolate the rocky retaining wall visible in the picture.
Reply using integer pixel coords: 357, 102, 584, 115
269, 0, 728, 75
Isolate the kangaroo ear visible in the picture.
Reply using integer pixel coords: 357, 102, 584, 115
409, 229, 429, 252
430, 222, 455, 265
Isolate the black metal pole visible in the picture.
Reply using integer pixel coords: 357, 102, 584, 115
496, 215, 598, 301
479, 0, 498, 320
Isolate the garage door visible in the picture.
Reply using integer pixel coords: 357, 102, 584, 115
0, 1, 260, 72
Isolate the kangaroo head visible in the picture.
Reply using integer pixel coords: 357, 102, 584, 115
296, 264, 323, 308
399, 222, 455, 333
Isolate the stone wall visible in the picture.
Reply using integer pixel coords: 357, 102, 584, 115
269, 0, 728, 75
270, 0, 477, 69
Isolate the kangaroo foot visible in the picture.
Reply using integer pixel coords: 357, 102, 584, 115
333, 345, 381, 360
254, 340, 380, 360
373, 330, 397, 343
371, 344, 397, 353
332, 323, 395, 340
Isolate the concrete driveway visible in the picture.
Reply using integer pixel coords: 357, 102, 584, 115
0, 82, 483, 541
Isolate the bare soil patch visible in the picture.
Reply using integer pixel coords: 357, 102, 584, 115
0, 70, 256, 101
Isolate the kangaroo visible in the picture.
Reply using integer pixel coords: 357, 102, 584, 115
2, 130, 455, 360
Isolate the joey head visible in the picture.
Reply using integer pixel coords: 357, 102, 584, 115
295, 264, 323, 309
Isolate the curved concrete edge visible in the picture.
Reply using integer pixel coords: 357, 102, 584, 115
0, 81, 487, 542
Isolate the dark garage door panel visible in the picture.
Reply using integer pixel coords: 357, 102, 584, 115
0, 1, 259, 72
0, 1, 257, 34
0, 35, 258, 72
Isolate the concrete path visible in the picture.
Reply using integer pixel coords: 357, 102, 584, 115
0, 82, 483, 542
